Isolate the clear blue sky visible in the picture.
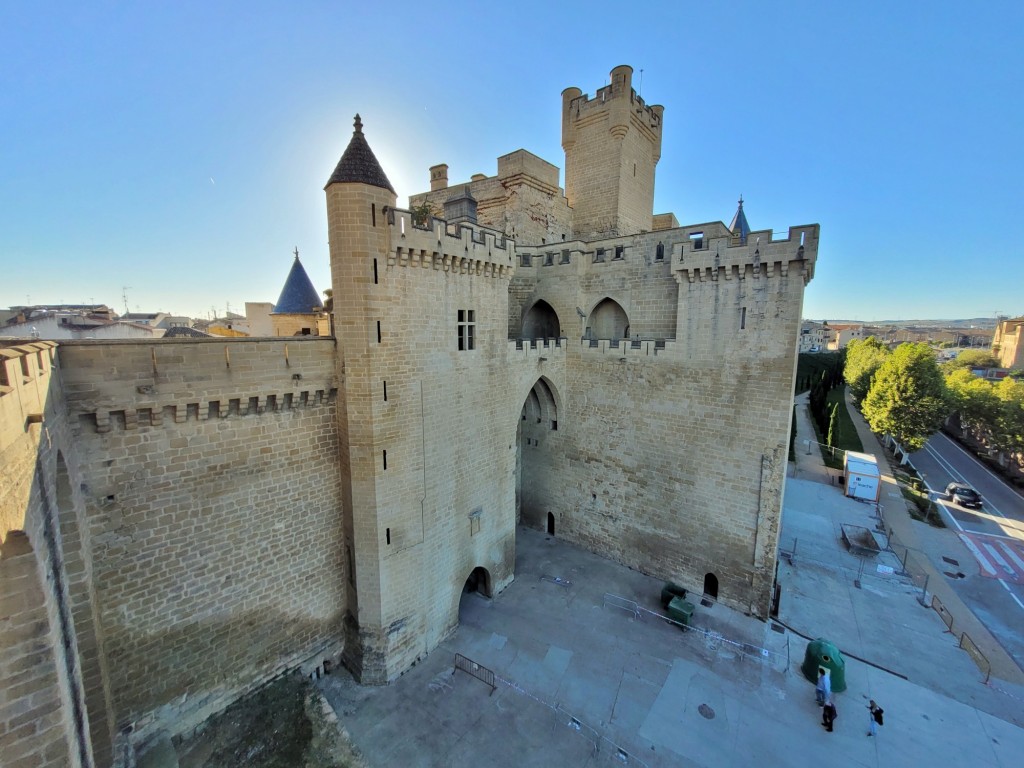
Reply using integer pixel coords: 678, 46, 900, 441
2, 1, 1021, 322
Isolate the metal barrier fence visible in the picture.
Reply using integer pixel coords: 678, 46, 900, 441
931, 594, 954, 632
454, 653, 496, 695
602, 593, 790, 672
959, 633, 992, 683
496, 673, 651, 767
876, 527, 994, 682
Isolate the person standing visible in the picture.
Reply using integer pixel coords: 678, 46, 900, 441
868, 700, 883, 736
822, 695, 837, 732
815, 668, 831, 706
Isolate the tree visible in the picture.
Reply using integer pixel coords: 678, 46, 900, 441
945, 368, 999, 433
993, 377, 1024, 457
826, 402, 838, 448
862, 342, 949, 452
844, 336, 890, 402
941, 349, 1000, 373
410, 201, 437, 226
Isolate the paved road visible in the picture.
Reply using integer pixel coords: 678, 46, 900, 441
911, 431, 1024, 671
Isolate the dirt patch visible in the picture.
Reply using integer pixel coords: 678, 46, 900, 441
174, 675, 364, 768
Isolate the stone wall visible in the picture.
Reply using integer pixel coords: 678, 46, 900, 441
56, 338, 347, 745
1, 342, 93, 767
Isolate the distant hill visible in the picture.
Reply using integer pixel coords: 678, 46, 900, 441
822, 318, 997, 329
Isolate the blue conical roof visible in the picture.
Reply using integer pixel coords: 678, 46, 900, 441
272, 254, 323, 315
729, 195, 751, 244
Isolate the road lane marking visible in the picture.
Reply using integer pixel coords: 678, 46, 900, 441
982, 542, 1015, 578
922, 441, 1008, 520
936, 432, 1024, 502
959, 534, 998, 576
1001, 581, 1024, 610
1002, 543, 1024, 574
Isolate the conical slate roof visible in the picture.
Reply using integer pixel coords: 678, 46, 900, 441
325, 114, 395, 193
272, 253, 324, 315
729, 195, 751, 244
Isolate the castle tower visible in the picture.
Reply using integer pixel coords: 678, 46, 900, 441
324, 115, 398, 683
270, 249, 326, 336
561, 65, 664, 240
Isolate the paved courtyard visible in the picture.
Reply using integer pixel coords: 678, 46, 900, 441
318, 516, 1024, 767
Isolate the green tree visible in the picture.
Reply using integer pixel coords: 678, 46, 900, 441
844, 336, 890, 402
826, 402, 838, 448
942, 349, 1000, 373
862, 342, 949, 451
993, 377, 1024, 456
945, 368, 999, 432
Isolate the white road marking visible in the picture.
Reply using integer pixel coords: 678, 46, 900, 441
922, 441, 1008, 520
982, 542, 1015, 578
959, 534, 998, 576
1002, 581, 1024, 610
1001, 543, 1024, 574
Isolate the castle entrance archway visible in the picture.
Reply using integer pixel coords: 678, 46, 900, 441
459, 567, 493, 621
516, 378, 559, 531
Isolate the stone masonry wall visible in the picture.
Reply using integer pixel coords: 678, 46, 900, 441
56, 338, 347, 745
328, 195, 524, 682
1, 343, 93, 768
514, 226, 816, 615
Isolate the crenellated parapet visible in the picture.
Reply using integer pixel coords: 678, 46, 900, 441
674, 224, 819, 286
562, 64, 663, 155
385, 207, 516, 279
0, 341, 56, 454
56, 338, 339, 433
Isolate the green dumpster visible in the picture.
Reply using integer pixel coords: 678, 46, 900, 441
667, 596, 694, 628
801, 638, 847, 692
660, 582, 687, 609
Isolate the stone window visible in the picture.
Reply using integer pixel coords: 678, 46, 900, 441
561, 249, 570, 264
689, 232, 704, 250
544, 252, 554, 266
521, 254, 532, 267
740, 307, 747, 330
655, 242, 665, 261
594, 248, 605, 263
614, 245, 624, 260
458, 310, 476, 351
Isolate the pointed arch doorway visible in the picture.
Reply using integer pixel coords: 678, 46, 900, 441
516, 377, 560, 531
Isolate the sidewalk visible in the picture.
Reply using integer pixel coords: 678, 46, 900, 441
840, 388, 1024, 687
790, 392, 831, 484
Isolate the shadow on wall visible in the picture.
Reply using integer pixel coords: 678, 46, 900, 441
102, 609, 346, 736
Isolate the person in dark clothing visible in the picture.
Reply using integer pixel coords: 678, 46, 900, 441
822, 696, 838, 732
868, 700, 883, 736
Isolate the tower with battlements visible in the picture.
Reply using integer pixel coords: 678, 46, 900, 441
562, 65, 664, 239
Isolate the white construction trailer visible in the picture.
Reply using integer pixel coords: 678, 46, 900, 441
844, 451, 881, 502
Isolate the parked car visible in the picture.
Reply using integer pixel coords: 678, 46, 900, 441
945, 482, 982, 508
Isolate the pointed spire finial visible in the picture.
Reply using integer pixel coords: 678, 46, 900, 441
353, 114, 363, 134
738, 194, 744, 207
293, 246, 299, 260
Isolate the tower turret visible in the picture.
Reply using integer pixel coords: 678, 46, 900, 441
324, 114, 398, 683
561, 65, 664, 240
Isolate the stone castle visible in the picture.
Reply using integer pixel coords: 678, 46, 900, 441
0, 65, 818, 766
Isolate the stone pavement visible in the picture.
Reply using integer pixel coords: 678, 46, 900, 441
313, 390, 1024, 768
319, 491, 1024, 768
